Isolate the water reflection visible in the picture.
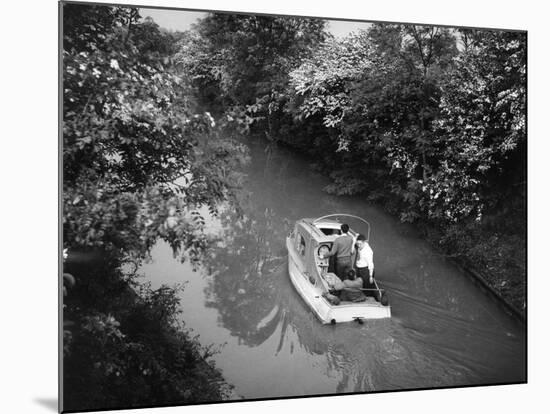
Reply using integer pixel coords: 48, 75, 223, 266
202, 204, 287, 346
142, 138, 525, 397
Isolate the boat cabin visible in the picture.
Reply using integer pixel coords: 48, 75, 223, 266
290, 218, 359, 290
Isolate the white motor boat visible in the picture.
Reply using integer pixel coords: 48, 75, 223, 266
286, 214, 391, 324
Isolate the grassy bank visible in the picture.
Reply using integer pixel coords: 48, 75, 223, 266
423, 221, 526, 318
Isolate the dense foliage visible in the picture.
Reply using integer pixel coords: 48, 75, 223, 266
62, 4, 247, 410
179, 18, 526, 312
63, 254, 232, 409
177, 13, 329, 135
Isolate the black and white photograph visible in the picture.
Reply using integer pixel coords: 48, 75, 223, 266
8, 0, 550, 412
7, 0, 550, 413
56, 1, 531, 412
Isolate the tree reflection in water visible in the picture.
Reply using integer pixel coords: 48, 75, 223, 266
196, 140, 524, 394
202, 201, 287, 346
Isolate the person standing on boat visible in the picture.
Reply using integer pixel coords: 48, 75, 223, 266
354, 234, 376, 297
320, 223, 354, 280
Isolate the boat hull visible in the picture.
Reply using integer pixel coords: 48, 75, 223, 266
286, 236, 391, 324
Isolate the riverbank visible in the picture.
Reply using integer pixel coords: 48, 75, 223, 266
62, 249, 234, 411
422, 221, 526, 321
61, 5, 251, 410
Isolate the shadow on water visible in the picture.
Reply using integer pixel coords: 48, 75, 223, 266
141, 137, 526, 397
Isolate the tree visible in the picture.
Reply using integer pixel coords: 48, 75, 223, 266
287, 24, 457, 208
63, 4, 247, 259
425, 29, 526, 222
62, 4, 247, 409
177, 13, 329, 134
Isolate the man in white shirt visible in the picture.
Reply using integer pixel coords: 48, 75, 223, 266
354, 234, 374, 287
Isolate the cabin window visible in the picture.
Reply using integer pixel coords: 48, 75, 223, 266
316, 244, 330, 276
295, 233, 306, 256
299, 235, 306, 256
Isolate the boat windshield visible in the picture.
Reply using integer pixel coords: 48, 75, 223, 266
314, 221, 342, 237
319, 228, 341, 236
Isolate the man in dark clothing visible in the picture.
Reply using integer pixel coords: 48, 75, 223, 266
320, 223, 355, 280
339, 268, 367, 302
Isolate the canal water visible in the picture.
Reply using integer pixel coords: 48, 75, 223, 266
139, 137, 526, 399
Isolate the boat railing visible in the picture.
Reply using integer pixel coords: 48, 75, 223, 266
313, 214, 371, 242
